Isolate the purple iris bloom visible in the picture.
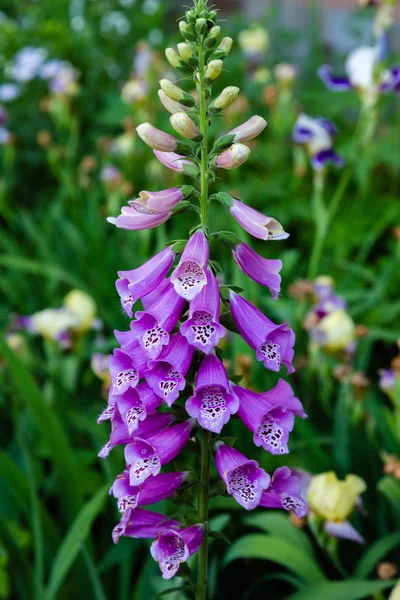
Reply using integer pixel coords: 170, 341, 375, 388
293, 114, 344, 171
259, 466, 308, 517
324, 520, 364, 544
215, 442, 270, 510
151, 525, 204, 579
232, 242, 282, 300
186, 353, 239, 433
170, 230, 209, 300
146, 333, 195, 406
233, 379, 306, 455
124, 419, 194, 485
230, 292, 295, 374
98, 412, 175, 459
111, 470, 188, 514
180, 267, 225, 352
116, 247, 175, 317
112, 508, 179, 544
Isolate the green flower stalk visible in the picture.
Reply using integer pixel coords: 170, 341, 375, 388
102, 2, 307, 597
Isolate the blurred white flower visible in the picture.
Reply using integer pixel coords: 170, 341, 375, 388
11, 47, 47, 82
100, 11, 131, 37
0, 83, 21, 102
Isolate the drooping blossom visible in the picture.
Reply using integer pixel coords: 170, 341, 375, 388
186, 353, 239, 433
215, 442, 270, 510
233, 379, 306, 454
232, 242, 282, 300
293, 114, 344, 170
112, 508, 179, 544
259, 467, 308, 518
225, 196, 289, 241
151, 525, 204, 579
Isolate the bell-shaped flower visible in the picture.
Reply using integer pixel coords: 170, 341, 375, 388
229, 198, 289, 241
153, 150, 198, 175
158, 89, 189, 114
186, 353, 239, 433
233, 379, 306, 454
116, 247, 175, 317
136, 122, 190, 153
108, 202, 171, 231
170, 230, 209, 301
228, 115, 267, 143
141, 277, 171, 311
146, 333, 195, 406
112, 508, 179, 543
293, 114, 344, 170
232, 242, 282, 300
98, 412, 175, 459
109, 347, 144, 395
115, 382, 164, 435
111, 470, 188, 514
180, 268, 225, 352
125, 419, 194, 485
216, 143, 250, 170
259, 466, 308, 517
129, 282, 186, 359
215, 442, 270, 510
151, 525, 204, 580
230, 292, 295, 374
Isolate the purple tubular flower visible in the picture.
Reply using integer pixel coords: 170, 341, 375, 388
230, 292, 295, 374
185, 353, 239, 433
324, 520, 364, 544
130, 282, 186, 359
112, 508, 180, 543
232, 242, 282, 300
215, 442, 270, 510
141, 277, 171, 310
124, 420, 194, 485
98, 412, 175, 459
230, 199, 289, 241
146, 333, 195, 406
311, 148, 345, 171
153, 150, 193, 172
259, 466, 308, 517
170, 230, 209, 300
233, 379, 306, 454
151, 525, 203, 579
180, 267, 225, 352
108, 204, 171, 231
317, 65, 352, 91
116, 383, 163, 435
136, 187, 184, 213
109, 348, 141, 395
111, 470, 188, 514
116, 247, 175, 317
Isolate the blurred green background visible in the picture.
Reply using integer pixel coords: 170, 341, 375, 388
1, 0, 400, 598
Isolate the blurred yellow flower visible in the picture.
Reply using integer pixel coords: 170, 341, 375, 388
308, 471, 366, 522
238, 25, 269, 56
314, 309, 356, 352
63, 290, 97, 334
389, 582, 400, 600
31, 308, 77, 342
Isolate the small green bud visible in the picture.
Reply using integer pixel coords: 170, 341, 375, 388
165, 48, 182, 69
205, 25, 221, 47
195, 18, 208, 35
215, 192, 234, 208
209, 86, 240, 113
186, 10, 196, 24
179, 20, 197, 41
218, 37, 233, 57
180, 185, 195, 199
159, 79, 196, 107
204, 59, 223, 83
177, 42, 193, 62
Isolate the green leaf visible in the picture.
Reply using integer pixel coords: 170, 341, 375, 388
223, 534, 326, 584
0, 254, 84, 288
244, 512, 314, 556
286, 579, 395, 600
45, 485, 109, 600
354, 531, 400, 578
378, 476, 400, 520
0, 337, 83, 520
208, 531, 230, 544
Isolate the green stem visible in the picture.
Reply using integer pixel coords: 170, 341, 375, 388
307, 169, 326, 279
196, 38, 211, 600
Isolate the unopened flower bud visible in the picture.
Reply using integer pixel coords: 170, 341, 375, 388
158, 90, 189, 115
136, 123, 191, 155
228, 115, 267, 143
218, 37, 233, 56
206, 25, 221, 46
179, 20, 197, 42
209, 86, 240, 114
216, 143, 250, 170
186, 10, 196, 24
205, 59, 223, 83
170, 112, 202, 141
159, 79, 195, 107
195, 18, 208, 35
165, 48, 182, 69
177, 43, 194, 62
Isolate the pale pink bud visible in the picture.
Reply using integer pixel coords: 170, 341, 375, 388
158, 90, 189, 115
228, 116, 267, 143
136, 123, 178, 152
216, 144, 250, 170
170, 112, 201, 140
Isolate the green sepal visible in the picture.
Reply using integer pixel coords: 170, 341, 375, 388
168, 239, 187, 253
182, 162, 200, 179
188, 56, 200, 67
212, 48, 228, 60
214, 230, 241, 250
215, 191, 234, 208
176, 141, 193, 156
229, 373, 244, 384
172, 200, 195, 215
219, 436, 237, 446
219, 310, 238, 333
180, 184, 196, 199
214, 133, 235, 150
195, 18, 207, 35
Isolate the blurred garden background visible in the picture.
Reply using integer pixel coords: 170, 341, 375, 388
1, 0, 400, 598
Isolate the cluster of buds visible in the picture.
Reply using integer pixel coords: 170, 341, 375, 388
99, 0, 307, 586
304, 276, 356, 354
